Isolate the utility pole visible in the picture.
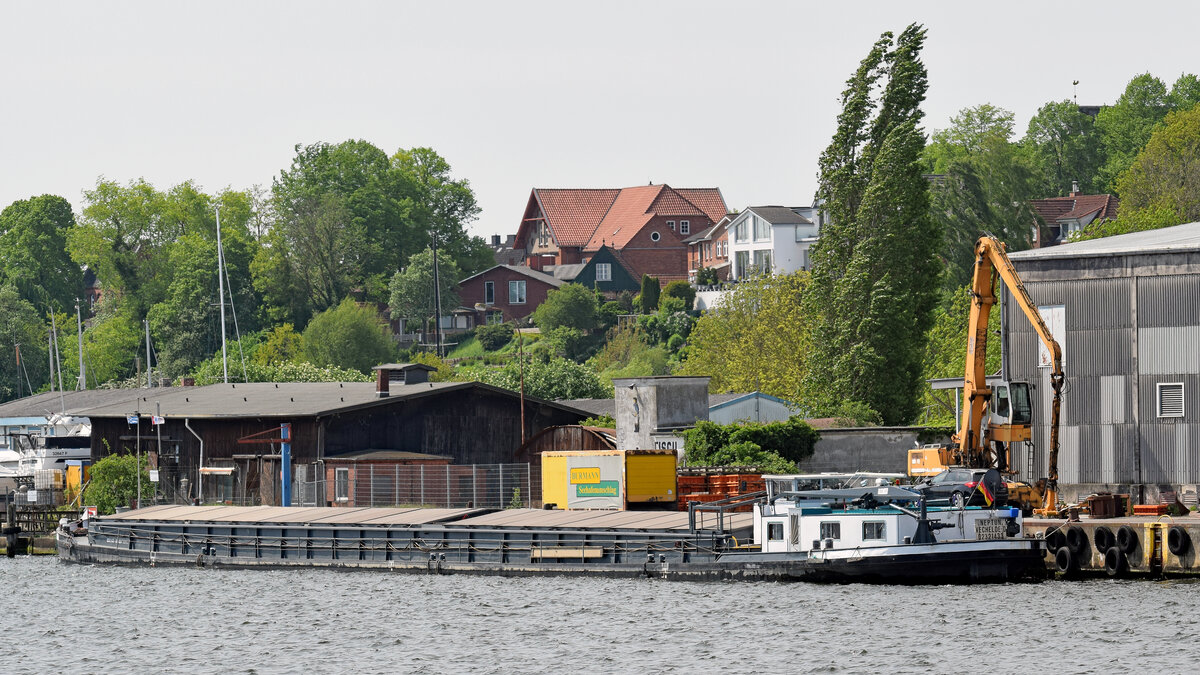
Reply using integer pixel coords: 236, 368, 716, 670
144, 319, 152, 388
136, 406, 141, 510
431, 229, 444, 358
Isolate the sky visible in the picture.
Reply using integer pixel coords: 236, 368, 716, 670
2, 1, 1197, 240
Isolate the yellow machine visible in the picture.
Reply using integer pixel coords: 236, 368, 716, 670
908, 235, 1064, 515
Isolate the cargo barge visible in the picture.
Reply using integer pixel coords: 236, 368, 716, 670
57, 482, 1047, 583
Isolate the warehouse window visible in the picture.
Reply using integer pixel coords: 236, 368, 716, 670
335, 468, 349, 502
1158, 382, 1185, 418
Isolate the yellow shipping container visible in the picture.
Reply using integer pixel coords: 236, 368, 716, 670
541, 450, 676, 510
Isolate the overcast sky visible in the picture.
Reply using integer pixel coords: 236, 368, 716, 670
2, 1, 1196, 239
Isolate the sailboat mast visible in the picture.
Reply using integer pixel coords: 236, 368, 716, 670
216, 207, 228, 384
145, 318, 152, 388
75, 301, 86, 390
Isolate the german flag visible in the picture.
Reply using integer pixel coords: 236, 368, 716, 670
977, 479, 995, 506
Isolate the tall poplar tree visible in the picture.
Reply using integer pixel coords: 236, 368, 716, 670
803, 24, 940, 426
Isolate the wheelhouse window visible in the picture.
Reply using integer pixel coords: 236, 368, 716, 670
863, 521, 886, 541
335, 468, 349, 502
767, 522, 784, 541
595, 263, 612, 282
484, 281, 495, 305
819, 522, 841, 540
509, 280, 527, 304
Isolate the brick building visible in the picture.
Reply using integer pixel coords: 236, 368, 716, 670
513, 184, 728, 283
458, 264, 564, 322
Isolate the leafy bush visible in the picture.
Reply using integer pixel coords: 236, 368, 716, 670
666, 334, 685, 353
471, 354, 608, 400
476, 321, 514, 351
580, 413, 616, 428
829, 400, 883, 427
532, 283, 598, 331
663, 280, 696, 309
82, 453, 151, 514
302, 298, 396, 373
695, 267, 719, 285
682, 416, 819, 468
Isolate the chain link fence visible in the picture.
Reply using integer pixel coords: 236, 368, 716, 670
292, 463, 537, 509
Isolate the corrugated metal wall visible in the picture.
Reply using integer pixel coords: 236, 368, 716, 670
1005, 271, 1200, 487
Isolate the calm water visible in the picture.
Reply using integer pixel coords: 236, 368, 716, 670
2, 556, 1198, 674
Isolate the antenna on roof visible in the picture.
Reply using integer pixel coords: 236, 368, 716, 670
1073, 80, 1079, 104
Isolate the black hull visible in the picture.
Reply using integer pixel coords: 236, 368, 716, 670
58, 535, 1045, 584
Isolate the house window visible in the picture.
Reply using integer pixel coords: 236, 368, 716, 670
667, 220, 676, 231
863, 522, 886, 541
335, 468, 349, 502
595, 263, 612, 282
484, 281, 495, 305
754, 217, 771, 241
680, 220, 690, 235
735, 218, 749, 242
735, 250, 750, 278
509, 280, 527, 304
486, 312, 504, 325
767, 522, 784, 541
537, 221, 549, 247
819, 522, 841, 540
753, 250, 772, 275
1158, 382, 1185, 418
650, 231, 661, 242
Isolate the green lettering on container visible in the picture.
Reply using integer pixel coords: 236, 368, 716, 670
576, 481, 620, 497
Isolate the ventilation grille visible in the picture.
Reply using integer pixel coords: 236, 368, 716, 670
1157, 382, 1184, 418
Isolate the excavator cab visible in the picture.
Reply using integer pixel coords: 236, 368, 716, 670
987, 381, 1033, 443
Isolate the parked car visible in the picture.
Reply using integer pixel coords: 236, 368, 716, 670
911, 467, 1008, 507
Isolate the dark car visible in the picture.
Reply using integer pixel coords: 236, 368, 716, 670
911, 468, 1009, 507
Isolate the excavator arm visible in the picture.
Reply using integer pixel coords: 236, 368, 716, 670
957, 236, 1064, 509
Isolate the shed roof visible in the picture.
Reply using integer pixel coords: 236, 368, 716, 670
745, 206, 813, 226
324, 450, 453, 462
73, 381, 591, 420
458, 264, 565, 288
1029, 193, 1119, 226
0, 388, 145, 420
1008, 221, 1200, 261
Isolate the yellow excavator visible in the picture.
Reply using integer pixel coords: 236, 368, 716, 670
909, 235, 1064, 516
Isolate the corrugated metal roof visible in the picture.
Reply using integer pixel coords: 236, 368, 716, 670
1009, 221, 1200, 260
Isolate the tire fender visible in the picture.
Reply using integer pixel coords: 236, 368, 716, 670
1104, 546, 1127, 577
1116, 525, 1139, 554
1167, 526, 1191, 556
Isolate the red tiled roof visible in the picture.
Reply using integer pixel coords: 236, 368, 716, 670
529, 188, 621, 247
585, 185, 729, 250
675, 188, 729, 223
1030, 194, 1119, 226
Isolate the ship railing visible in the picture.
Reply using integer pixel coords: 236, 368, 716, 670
687, 490, 766, 534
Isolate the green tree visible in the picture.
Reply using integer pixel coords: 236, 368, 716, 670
681, 273, 810, 401
531, 283, 598, 331
662, 280, 696, 309
918, 286, 1001, 425
253, 324, 304, 366
302, 298, 395, 373
472, 354, 608, 400
81, 452, 151, 514
391, 147, 493, 275
638, 274, 660, 313
1023, 100, 1104, 196
804, 23, 939, 426
925, 104, 1040, 290
57, 299, 142, 388
0, 195, 82, 312
0, 285, 49, 402
387, 247, 462, 332
1113, 105, 1200, 224
1094, 73, 1200, 191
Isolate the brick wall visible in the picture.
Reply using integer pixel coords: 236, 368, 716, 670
459, 268, 559, 321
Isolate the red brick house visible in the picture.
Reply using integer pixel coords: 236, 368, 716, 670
685, 214, 734, 282
1030, 187, 1119, 248
513, 184, 728, 283
458, 264, 564, 322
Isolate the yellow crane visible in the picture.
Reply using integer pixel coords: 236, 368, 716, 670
909, 235, 1064, 515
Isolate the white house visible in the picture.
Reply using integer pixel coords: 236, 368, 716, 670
726, 205, 823, 280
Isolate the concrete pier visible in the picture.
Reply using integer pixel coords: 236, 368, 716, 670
1024, 516, 1200, 577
